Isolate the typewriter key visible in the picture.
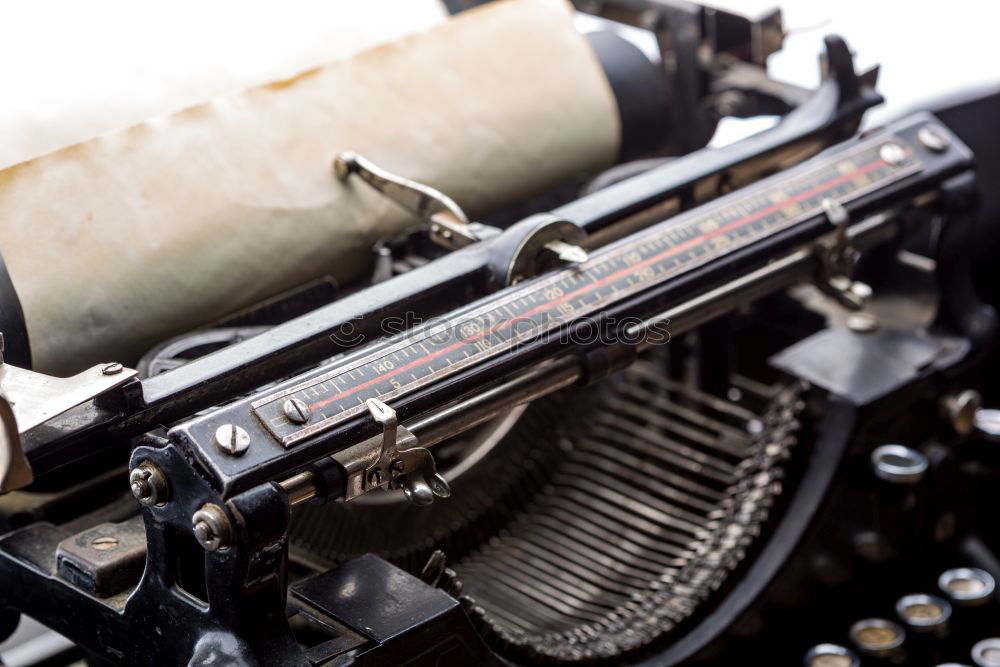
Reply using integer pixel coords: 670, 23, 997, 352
803, 643, 859, 667
896, 593, 952, 631
972, 638, 1000, 666
939, 568, 996, 606
849, 618, 905, 656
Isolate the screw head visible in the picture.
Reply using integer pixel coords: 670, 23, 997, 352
391, 460, 406, 476
102, 362, 124, 375
90, 536, 119, 551
214, 424, 250, 456
129, 462, 169, 506
282, 398, 311, 425
918, 125, 950, 153
191, 504, 232, 552
879, 142, 907, 167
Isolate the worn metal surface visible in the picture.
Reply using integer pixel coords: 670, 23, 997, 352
55, 516, 146, 597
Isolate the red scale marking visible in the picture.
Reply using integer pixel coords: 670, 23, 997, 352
305, 157, 889, 414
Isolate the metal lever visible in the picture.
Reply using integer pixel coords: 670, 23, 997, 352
332, 397, 450, 506
0, 335, 137, 492
817, 197, 872, 310
333, 151, 587, 263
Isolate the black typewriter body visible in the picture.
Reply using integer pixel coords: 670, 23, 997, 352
2, 2, 1000, 666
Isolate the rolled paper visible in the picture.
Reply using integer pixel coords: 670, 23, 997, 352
0, 0, 620, 374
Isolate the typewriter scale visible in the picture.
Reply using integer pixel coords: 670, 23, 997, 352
175, 111, 960, 507
252, 136, 919, 449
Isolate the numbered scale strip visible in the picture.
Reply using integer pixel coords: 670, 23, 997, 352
253, 138, 922, 448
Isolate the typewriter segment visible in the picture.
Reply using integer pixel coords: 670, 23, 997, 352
2, 2, 1000, 666
292, 358, 805, 662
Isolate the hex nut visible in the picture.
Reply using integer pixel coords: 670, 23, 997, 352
191, 503, 232, 552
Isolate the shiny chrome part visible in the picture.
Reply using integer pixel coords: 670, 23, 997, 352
895, 593, 951, 630
848, 618, 905, 656
542, 239, 589, 264
628, 210, 900, 342
918, 125, 951, 153
505, 214, 590, 284
0, 348, 137, 492
880, 142, 908, 166
129, 461, 170, 507
973, 638, 1000, 667
333, 151, 469, 225
942, 389, 982, 436
803, 644, 859, 667
939, 567, 996, 606
214, 424, 250, 457
974, 408, 1000, 442
871, 444, 928, 484
278, 471, 318, 505
282, 397, 311, 425
191, 503, 232, 552
817, 197, 870, 311
333, 150, 490, 251
329, 398, 450, 506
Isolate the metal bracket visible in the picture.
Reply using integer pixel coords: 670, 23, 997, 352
815, 197, 872, 310
332, 398, 450, 506
333, 151, 588, 264
0, 338, 137, 492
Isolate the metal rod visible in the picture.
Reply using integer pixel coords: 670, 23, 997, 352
280, 357, 581, 506
628, 210, 899, 343
278, 471, 318, 505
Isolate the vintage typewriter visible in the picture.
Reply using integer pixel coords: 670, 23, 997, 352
1, 1, 999, 665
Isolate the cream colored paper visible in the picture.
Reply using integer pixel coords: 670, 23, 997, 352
0, 0, 620, 374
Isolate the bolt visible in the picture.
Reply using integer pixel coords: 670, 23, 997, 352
129, 462, 169, 506
367, 469, 384, 486
214, 424, 250, 456
90, 536, 119, 551
102, 362, 124, 375
191, 504, 232, 552
918, 125, 950, 153
282, 398, 311, 425
942, 389, 981, 436
879, 142, 907, 167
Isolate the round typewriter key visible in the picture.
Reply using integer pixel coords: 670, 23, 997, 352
849, 618, 905, 655
939, 567, 996, 606
871, 444, 928, 484
803, 643, 859, 667
972, 638, 1000, 666
896, 593, 952, 630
